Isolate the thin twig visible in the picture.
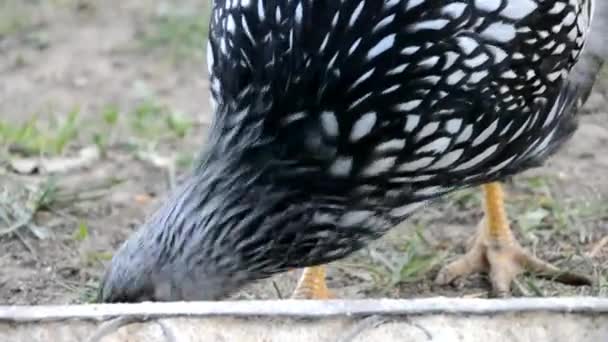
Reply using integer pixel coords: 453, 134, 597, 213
50, 191, 111, 206
588, 236, 608, 258
14, 230, 37, 257
85, 316, 147, 342
0, 206, 12, 225
403, 316, 433, 340
0, 214, 33, 237
60, 279, 99, 290
54, 279, 78, 293
511, 278, 532, 297
272, 281, 284, 299
85, 316, 178, 342
4, 298, 608, 322
156, 319, 179, 342
47, 207, 79, 222
336, 315, 389, 342
39, 178, 121, 209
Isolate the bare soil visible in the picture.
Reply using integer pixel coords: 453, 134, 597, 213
1, 0, 607, 305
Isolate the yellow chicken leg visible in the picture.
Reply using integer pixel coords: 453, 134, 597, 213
291, 266, 334, 299
435, 182, 592, 297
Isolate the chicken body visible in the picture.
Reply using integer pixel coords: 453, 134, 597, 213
99, 0, 598, 302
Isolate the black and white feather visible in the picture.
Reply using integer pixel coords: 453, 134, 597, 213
206, 0, 590, 234
99, 0, 596, 303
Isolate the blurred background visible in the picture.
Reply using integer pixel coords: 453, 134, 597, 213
0, 0, 607, 305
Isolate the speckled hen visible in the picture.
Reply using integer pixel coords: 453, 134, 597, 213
99, 0, 602, 302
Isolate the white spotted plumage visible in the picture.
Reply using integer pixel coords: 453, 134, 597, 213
204, 0, 594, 274
97, 0, 608, 306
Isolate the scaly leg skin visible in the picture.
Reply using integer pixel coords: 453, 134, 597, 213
435, 182, 592, 297
291, 266, 335, 299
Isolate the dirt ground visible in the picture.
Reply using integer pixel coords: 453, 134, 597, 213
1, 0, 607, 305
